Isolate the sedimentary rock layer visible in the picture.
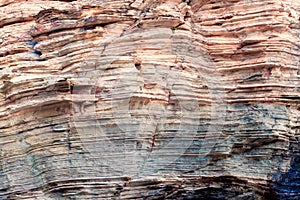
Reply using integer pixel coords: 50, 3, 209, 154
0, 0, 299, 199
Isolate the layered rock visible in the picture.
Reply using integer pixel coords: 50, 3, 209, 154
0, 0, 299, 199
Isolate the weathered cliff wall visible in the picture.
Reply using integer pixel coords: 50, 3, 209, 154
0, 0, 299, 199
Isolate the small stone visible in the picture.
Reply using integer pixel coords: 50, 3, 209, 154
52, 124, 68, 132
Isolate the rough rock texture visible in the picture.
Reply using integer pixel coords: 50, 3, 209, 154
0, 0, 300, 199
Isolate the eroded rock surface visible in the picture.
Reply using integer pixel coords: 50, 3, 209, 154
0, 0, 300, 199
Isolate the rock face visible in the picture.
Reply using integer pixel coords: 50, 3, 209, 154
0, 0, 300, 199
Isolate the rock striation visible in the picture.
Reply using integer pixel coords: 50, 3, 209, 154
0, 0, 299, 199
